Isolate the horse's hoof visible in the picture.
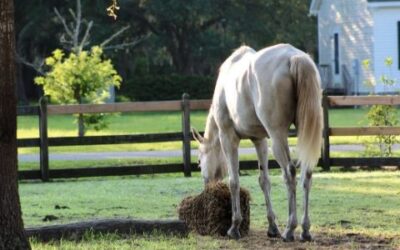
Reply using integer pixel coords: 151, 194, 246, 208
300, 231, 313, 242
267, 225, 281, 238
282, 230, 295, 242
227, 227, 241, 240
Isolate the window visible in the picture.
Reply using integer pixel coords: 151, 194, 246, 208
334, 33, 340, 74
398, 21, 400, 70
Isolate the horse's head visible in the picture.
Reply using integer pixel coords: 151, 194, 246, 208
192, 128, 227, 185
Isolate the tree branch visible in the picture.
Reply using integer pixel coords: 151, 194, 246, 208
79, 21, 93, 51
16, 54, 44, 75
102, 36, 147, 50
54, 8, 74, 39
100, 25, 130, 47
73, 0, 82, 50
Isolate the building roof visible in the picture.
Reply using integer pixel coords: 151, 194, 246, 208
310, 0, 400, 16
309, 0, 322, 16
368, 0, 400, 2
368, 0, 400, 8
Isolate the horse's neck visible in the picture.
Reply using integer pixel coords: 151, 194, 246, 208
204, 112, 220, 149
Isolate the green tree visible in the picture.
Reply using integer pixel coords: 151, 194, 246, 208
16, 0, 316, 100
15, 0, 142, 101
125, 0, 316, 75
35, 46, 122, 136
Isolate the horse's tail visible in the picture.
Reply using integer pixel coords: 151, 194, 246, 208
290, 54, 323, 171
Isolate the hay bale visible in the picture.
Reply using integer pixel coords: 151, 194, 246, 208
178, 182, 250, 236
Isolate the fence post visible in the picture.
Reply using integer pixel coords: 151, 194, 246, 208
181, 93, 192, 177
39, 96, 50, 181
322, 94, 330, 171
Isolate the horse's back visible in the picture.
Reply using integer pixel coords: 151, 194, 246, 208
219, 46, 256, 73
250, 44, 304, 133
213, 44, 309, 139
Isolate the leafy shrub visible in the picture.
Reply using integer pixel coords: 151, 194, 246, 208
362, 57, 399, 157
35, 46, 122, 136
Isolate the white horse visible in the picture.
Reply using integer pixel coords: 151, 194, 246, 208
192, 44, 323, 242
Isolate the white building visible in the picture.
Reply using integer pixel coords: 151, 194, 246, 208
310, 0, 400, 94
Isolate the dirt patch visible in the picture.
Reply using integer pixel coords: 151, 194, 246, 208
218, 230, 398, 250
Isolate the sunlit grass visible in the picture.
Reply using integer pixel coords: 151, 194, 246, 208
20, 106, 400, 249
18, 157, 183, 171
23, 170, 400, 249
21, 170, 400, 233
19, 150, 400, 171
30, 232, 243, 250
18, 108, 400, 154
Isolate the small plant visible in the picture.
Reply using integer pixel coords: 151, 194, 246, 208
362, 57, 399, 157
35, 46, 122, 136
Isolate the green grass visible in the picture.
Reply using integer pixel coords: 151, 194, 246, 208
18, 108, 382, 138
18, 157, 183, 171
20, 107, 400, 248
18, 111, 208, 138
21, 170, 400, 234
19, 150, 400, 171
23, 170, 400, 249
18, 108, 400, 155
30, 232, 243, 250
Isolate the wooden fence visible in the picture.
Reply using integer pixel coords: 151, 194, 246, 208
321, 95, 400, 170
17, 94, 400, 181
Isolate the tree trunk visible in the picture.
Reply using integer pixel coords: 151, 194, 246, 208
0, 0, 31, 249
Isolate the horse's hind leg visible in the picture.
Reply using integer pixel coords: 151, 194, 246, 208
270, 132, 297, 242
300, 167, 313, 241
252, 138, 280, 238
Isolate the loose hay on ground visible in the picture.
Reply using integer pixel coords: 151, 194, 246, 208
178, 182, 250, 237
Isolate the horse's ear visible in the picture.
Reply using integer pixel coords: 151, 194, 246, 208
191, 127, 204, 143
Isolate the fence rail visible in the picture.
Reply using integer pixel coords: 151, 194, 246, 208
17, 94, 400, 181
328, 96, 400, 106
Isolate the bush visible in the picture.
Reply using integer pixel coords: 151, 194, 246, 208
362, 57, 399, 157
117, 74, 215, 101
35, 46, 122, 136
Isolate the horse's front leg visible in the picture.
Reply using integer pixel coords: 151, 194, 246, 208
219, 131, 241, 239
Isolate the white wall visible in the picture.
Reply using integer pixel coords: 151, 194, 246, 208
317, 0, 374, 93
371, 7, 400, 93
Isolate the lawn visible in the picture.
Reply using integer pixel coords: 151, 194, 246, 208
17, 150, 400, 171
18, 107, 398, 155
17, 107, 400, 172
22, 170, 400, 249
18, 108, 373, 138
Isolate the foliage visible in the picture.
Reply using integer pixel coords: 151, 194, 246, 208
125, 0, 316, 75
35, 46, 121, 134
362, 58, 399, 157
118, 74, 214, 101
15, 0, 316, 102
15, 0, 139, 101
35, 46, 121, 104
